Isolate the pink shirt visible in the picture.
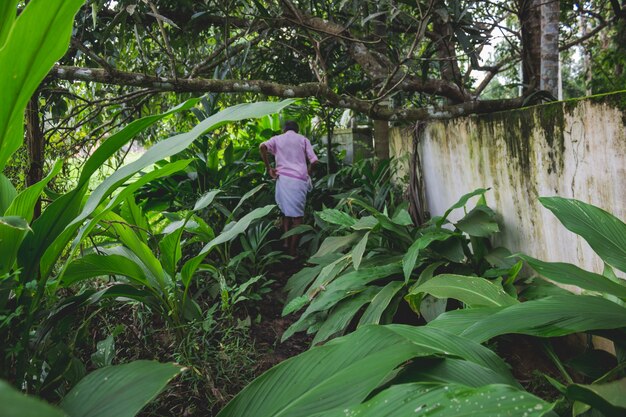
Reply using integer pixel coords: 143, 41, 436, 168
262, 130, 318, 181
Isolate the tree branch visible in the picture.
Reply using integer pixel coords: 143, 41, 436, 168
48, 64, 524, 121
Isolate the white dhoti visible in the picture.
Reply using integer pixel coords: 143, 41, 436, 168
275, 175, 311, 217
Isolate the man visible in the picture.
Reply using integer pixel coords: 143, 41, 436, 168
260, 120, 318, 256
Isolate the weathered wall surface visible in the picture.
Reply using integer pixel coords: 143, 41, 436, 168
390, 93, 626, 275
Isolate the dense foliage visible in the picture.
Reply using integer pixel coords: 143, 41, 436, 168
2, 1, 625, 417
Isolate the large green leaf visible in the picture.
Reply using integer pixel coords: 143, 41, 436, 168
200, 204, 275, 254
19, 100, 198, 281
318, 208, 357, 228
432, 295, 626, 343
60, 361, 183, 417
317, 383, 553, 417
0, 0, 85, 171
408, 274, 518, 308
217, 325, 517, 417
436, 188, 489, 227
454, 205, 499, 237
62, 254, 149, 287
566, 378, 626, 417
0, 215, 31, 274
358, 281, 404, 326
540, 197, 626, 273
311, 232, 362, 258
0, 174, 16, 215
0, 0, 18, 47
403, 230, 455, 282
0, 380, 66, 417
520, 255, 626, 299
312, 287, 379, 345
4, 160, 62, 222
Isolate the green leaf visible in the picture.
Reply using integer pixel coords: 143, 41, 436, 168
455, 205, 499, 237
284, 262, 402, 340
403, 231, 455, 283
231, 183, 265, 218
351, 215, 379, 230
351, 231, 369, 270
312, 287, 379, 345
0, 380, 66, 417
0, 215, 31, 274
61, 254, 149, 287
566, 378, 626, 417
60, 361, 183, 417
5, 160, 62, 222
217, 325, 516, 417
540, 197, 626, 273
282, 295, 309, 316
358, 281, 404, 326
312, 232, 362, 258
317, 383, 553, 417
217, 326, 429, 417
201, 204, 275, 254
435, 295, 626, 343
408, 274, 518, 308
0, 0, 18, 47
19, 100, 198, 281
318, 209, 357, 228
520, 255, 626, 299
159, 220, 185, 278
0, 0, 85, 171
401, 357, 517, 387
0, 174, 16, 215
436, 188, 489, 227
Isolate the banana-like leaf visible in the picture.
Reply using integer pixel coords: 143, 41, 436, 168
318, 208, 357, 228
520, 255, 626, 299
180, 204, 276, 287
566, 378, 626, 417
288, 262, 402, 335
0, 380, 65, 417
358, 281, 404, 326
399, 357, 519, 387
540, 197, 626, 273
4, 160, 62, 222
408, 274, 518, 308
62, 254, 149, 287
0, 0, 18, 46
427, 307, 499, 335
0, 216, 31, 274
351, 231, 369, 270
454, 205, 499, 237
432, 295, 626, 343
403, 230, 455, 282
218, 325, 516, 417
435, 188, 489, 227
19, 101, 198, 281
312, 232, 362, 258
107, 211, 166, 281
316, 383, 553, 417
60, 361, 183, 417
312, 287, 379, 345
200, 204, 275, 254
0, 174, 16, 215
193, 189, 221, 211
0, 0, 85, 171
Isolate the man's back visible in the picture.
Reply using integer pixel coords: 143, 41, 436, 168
263, 130, 317, 180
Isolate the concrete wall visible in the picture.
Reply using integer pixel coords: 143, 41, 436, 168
390, 92, 626, 275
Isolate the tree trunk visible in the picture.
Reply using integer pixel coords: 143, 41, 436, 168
519, 0, 542, 93
539, 0, 560, 97
373, 120, 389, 160
519, 0, 560, 97
25, 93, 44, 218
